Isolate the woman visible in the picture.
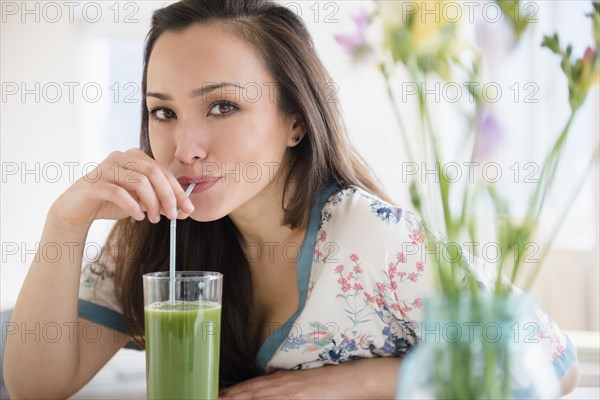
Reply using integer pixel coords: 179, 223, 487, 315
4, 0, 579, 398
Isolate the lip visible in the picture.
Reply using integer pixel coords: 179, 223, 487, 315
177, 176, 220, 193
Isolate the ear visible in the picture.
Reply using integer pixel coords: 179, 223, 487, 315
287, 115, 306, 147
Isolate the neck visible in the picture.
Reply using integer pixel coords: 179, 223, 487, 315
228, 176, 307, 255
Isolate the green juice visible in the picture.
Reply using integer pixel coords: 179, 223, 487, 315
145, 301, 221, 400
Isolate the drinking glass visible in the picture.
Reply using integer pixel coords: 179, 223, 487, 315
143, 271, 223, 400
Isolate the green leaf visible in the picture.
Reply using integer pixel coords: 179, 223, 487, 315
590, 2, 600, 47
496, 0, 529, 38
409, 179, 422, 214
541, 34, 561, 54
573, 59, 584, 82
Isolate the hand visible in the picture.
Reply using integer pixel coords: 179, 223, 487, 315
219, 357, 403, 400
50, 148, 195, 231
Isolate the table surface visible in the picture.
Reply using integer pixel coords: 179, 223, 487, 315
71, 385, 600, 400
59, 347, 600, 399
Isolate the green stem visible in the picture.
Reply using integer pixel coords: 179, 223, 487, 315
458, 171, 472, 230
380, 63, 415, 164
510, 111, 577, 282
467, 183, 483, 247
413, 65, 463, 295
418, 66, 453, 240
524, 144, 600, 289
482, 335, 498, 396
532, 112, 577, 218
487, 185, 512, 295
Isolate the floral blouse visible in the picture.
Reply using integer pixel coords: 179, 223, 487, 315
78, 182, 576, 377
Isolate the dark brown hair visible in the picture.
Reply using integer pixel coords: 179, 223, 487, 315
113, 0, 389, 387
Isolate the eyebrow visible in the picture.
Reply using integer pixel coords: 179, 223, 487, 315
146, 82, 245, 100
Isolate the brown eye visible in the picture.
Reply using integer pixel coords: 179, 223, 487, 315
209, 101, 238, 117
150, 107, 175, 122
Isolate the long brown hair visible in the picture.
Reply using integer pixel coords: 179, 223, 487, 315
113, 0, 389, 386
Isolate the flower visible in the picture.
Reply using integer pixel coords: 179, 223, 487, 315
341, 2, 600, 397
409, 1, 455, 55
409, 228, 425, 244
350, 253, 360, 262
356, 333, 374, 349
335, 264, 344, 273
413, 297, 423, 308
580, 47, 599, 90
377, 0, 465, 78
353, 282, 364, 291
319, 230, 327, 242
333, 8, 372, 60
353, 265, 363, 273
416, 261, 425, 272
542, 32, 600, 111
472, 107, 504, 162
378, 0, 405, 37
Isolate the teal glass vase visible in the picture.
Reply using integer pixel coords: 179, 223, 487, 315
396, 294, 561, 399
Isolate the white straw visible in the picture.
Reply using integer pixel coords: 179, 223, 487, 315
170, 183, 196, 306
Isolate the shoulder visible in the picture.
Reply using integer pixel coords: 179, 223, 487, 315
318, 184, 424, 241
309, 183, 427, 274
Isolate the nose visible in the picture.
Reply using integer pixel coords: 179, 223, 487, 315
173, 117, 208, 164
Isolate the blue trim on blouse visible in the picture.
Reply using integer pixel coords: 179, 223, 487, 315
255, 183, 340, 371
554, 335, 577, 378
77, 300, 149, 351
78, 299, 128, 334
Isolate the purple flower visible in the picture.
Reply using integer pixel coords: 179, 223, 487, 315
334, 9, 370, 57
472, 108, 504, 161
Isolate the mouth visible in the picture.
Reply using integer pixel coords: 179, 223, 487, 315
177, 176, 220, 193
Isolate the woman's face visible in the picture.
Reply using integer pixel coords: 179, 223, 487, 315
146, 23, 299, 221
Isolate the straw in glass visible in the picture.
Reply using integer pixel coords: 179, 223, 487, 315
170, 183, 196, 306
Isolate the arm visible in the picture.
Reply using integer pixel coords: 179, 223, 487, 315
220, 357, 403, 400
560, 360, 580, 395
3, 149, 194, 398
219, 356, 579, 400
3, 212, 130, 399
